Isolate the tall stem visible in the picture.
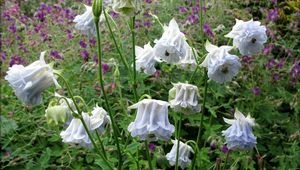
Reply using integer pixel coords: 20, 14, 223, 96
103, 10, 131, 75
175, 112, 183, 170
191, 69, 208, 170
95, 17, 122, 170
222, 151, 230, 170
144, 140, 153, 170
54, 73, 113, 170
131, 16, 138, 101
96, 132, 107, 159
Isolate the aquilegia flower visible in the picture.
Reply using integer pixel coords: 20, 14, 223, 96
154, 18, 189, 64
169, 82, 201, 114
222, 109, 257, 150
166, 140, 194, 168
177, 46, 198, 71
127, 99, 175, 141
60, 106, 110, 147
73, 4, 105, 36
135, 42, 157, 75
201, 41, 241, 84
45, 100, 70, 125
5, 51, 60, 106
225, 19, 267, 56
112, 0, 140, 16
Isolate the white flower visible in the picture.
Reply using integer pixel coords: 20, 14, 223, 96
112, 0, 140, 16
177, 45, 198, 71
73, 4, 105, 36
169, 82, 201, 114
135, 42, 157, 75
222, 109, 257, 150
60, 106, 110, 147
5, 51, 60, 106
225, 19, 267, 56
127, 99, 175, 141
201, 41, 241, 84
166, 140, 194, 168
154, 19, 188, 64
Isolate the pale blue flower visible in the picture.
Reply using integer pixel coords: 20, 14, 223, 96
222, 109, 257, 150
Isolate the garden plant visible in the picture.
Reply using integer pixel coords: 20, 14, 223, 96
1, 0, 299, 169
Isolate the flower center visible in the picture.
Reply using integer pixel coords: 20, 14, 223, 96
221, 66, 229, 74
251, 38, 256, 44
165, 50, 170, 56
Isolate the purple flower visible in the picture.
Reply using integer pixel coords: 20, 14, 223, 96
148, 143, 156, 152
144, 20, 152, 28
241, 55, 253, 65
273, 73, 280, 81
80, 50, 89, 62
50, 50, 63, 60
271, 0, 277, 5
252, 87, 261, 96
187, 14, 198, 24
135, 19, 142, 29
221, 145, 229, 153
210, 142, 216, 150
203, 23, 214, 38
65, 29, 73, 39
79, 40, 87, 48
154, 70, 161, 78
267, 8, 279, 22
110, 11, 119, 18
262, 44, 274, 55
290, 64, 300, 78
192, 6, 200, 14
286, 49, 292, 56
9, 24, 17, 33
265, 59, 277, 69
9, 55, 26, 67
0, 52, 7, 61
179, 6, 188, 13
291, 57, 298, 64
143, 10, 151, 17
102, 63, 109, 74
89, 38, 96, 46
276, 58, 285, 69
145, 0, 152, 3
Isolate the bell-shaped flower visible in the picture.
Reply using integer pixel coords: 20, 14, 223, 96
225, 19, 267, 56
45, 100, 70, 125
222, 109, 257, 150
177, 45, 198, 71
169, 82, 201, 114
135, 42, 157, 75
112, 0, 140, 16
154, 19, 188, 64
5, 51, 60, 106
127, 99, 175, 141
73, 4, 105, 36
201, 41, 241, 84
60, 106, 110, 147
166, 139, 194, 168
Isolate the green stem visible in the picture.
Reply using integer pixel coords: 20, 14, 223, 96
222, 151, 230, 170
54, 73, 113, 170
103, 10, 131, 75
96, 131, 107, 159
95, 17, 122, 170
144, 140, 153, 170
191, 69, 208, 170
175, 112, 183, 170
131, 16, 138, 102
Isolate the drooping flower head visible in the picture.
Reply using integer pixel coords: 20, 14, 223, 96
169, 82, 201, 114
166, 140, 194, 168
127, 99, 175, 141
5, 51, 60, 106
45, 100, 70, 125
73, 4, 105, 36
60, 106, 110, 147
112, 0, 140, 16
225, 19, 267, 56
154, 19, 189, 64
177, 46, 198, 71
201, 41, 241, 84
135, 42, 157, 75
222, 109, 257, 150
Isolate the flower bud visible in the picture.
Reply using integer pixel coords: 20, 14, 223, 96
45, 101, 69, 125
93, 0, 103, 20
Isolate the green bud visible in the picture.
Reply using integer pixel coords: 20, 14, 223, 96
168, 87, 176, 102
45, 101, 68, 125
113, 66, 120, 78
92, 0, 103, 19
